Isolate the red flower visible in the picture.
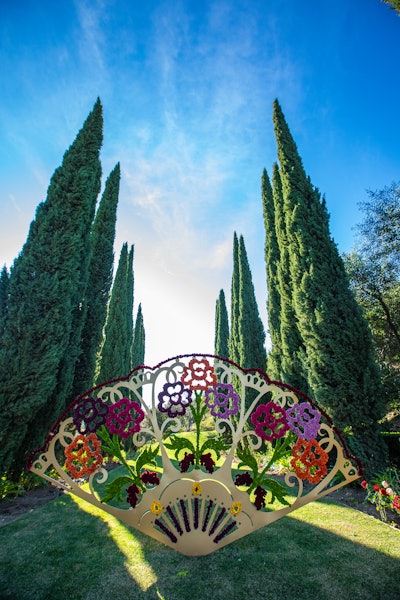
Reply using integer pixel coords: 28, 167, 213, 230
379, 487, 388, 496
361, 480, 368, 489
373, 484, 380, 492
181, 358, 217, 390
392, 496, 400, 511
290, 438, 329, 484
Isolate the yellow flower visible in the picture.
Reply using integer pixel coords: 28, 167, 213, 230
192, 482, 202, 495
150, 501, 163, 515
230, 501, 242, 516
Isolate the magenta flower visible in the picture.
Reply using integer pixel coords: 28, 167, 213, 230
251, 401, 289, 441
204, 383, 240, 419
285, 402, 321, 440
157, 381, 193, 418
106, 398, 145, 439
73, 397, 109, 433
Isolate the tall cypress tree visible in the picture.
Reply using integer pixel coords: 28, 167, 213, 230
237, 235, 267, 373
0, 266, 9, 339
0, 99, 103, 476
229, 233, 241, 366
270, 163, 309, 391
262, 168, 281, 380
271, 99, 387, 471
131, 303, 145, 369
96, 243, 134, 383
214, 289, 230, 358
71, 163, 121, 397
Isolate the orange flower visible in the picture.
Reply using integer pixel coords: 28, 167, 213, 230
290, 438, 328, 484
64, 433, 103, 479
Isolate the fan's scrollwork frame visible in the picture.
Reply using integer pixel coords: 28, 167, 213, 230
28, 354, 361, 556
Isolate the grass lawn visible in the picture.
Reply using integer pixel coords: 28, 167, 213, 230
0, 489, 399, 600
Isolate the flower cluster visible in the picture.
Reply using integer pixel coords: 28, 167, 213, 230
361, 475, 400, 521
65, 396, 146, 480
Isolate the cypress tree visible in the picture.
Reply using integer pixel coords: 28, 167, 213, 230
214, 289, 230, 359
96, 243, 134, 383
262, 168, 281, 379
0, 99, 103, 476
237, 234, 267, 373
229, 232, 241, 366
71, 163, 121, 397
131, 303, 145, 369
0, 265, 9, 339
271, 163, 309, 391
271, 99, 387, 471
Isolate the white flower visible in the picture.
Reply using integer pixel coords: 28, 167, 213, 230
382, 480, 389, 488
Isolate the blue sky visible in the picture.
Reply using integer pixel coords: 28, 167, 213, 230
1, 0, 399, 368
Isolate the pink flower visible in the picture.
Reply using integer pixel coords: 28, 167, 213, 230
382, 480, 389, 488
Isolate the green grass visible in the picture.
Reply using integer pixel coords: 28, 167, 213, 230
0, 491, 399, 600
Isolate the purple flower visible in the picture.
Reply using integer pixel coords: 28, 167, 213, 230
73, 397, 108, 433
179, 452, 195, 472
251, 401, 289, 441
285, 402, 321, 440
204, 383, 240, 419
157, 381, 193, 418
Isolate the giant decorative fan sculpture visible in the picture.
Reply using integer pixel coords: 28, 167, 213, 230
29, 354, 361, 556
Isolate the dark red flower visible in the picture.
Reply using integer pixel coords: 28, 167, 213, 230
127, 484, 141, 508
254, 486, 267, 510
235, 472, 253, 487
179, 452, 195, 472
379, 487, 388, 496
140, 470, 160, 485
200, 452, 215, 473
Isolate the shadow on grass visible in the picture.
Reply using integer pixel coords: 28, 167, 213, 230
0, 493, 399, 600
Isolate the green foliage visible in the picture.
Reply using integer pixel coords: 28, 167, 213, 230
71, 163, 121, 397
131, 303, 145, 368
344, 184, 400, 412
0, 99, 103, 477
0, 265, 9, 339
96, 243, 135, 383
214, 289, 229, 359
266, 99, 387, 473
382, 0, 400, 15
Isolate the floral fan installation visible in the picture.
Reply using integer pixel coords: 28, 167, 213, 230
28, 354, 361, 556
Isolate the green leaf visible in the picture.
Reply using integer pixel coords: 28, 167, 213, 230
100, 475, 134, 503
164, 435, 195, 460
135, 445, 159, 474
236, 448, 259, 476
261, 477, 290, 507
200, 437, 229, 459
